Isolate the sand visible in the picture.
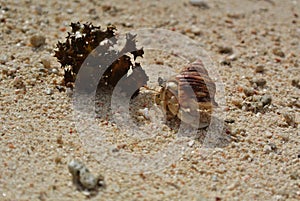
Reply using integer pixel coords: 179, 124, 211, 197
0, 0, 299, 200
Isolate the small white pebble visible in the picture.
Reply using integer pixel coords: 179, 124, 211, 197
212, 175, 218, 182
0, 55, 8, 64
142, 108, 149, 119
227, 182, 238, 190
265, 131, 273, 138
79, 167, 98, 190
190, 25, 202, 35
263, 145, 272, 154
45, 88, 53, 95
51, 68, 59, 74
227, 54, 238, 61
188, 140, 194, 147
66, 9, 73, 14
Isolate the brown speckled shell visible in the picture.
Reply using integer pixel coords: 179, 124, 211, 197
156, 60, 217, 128
176, 60, 217, 108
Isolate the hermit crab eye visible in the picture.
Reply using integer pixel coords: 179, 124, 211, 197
158, 77, 165, 86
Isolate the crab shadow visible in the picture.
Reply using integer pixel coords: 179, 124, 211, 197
91, 86, 232, 148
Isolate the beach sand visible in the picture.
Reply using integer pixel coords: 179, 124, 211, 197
0, 0, 299, 200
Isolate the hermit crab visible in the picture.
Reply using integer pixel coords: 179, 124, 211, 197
154, 60, 218, 128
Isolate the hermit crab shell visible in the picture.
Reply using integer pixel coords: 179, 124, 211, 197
155, 60, 217, 128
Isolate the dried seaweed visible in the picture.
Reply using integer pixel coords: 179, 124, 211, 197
54, 22, 148, 95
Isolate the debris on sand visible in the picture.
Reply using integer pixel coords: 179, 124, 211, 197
30, 34, 46, 47
54, 22, 148, 97
68, 160, 105, 197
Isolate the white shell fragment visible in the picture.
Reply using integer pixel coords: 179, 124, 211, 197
68, 160, 105, 195
138, 108, 150, 120
79, 167, 98, 190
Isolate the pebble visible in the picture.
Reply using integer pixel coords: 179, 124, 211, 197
169, 19, 179, 26
68, 160, 105, 193
278, 133, 289, 142
282, 112, 297, 128
13, 77, 26, 89
231, 128, 246, 137
227, 13, 245, 19
218, 46, 233, 54
45, 88, 53, 95
252, 95, 261, 102
78, 167, 99, 190
255, 65, 265, 73
39, 67, 47, 73
41, 58, 51, 69
212, 175, 218, 182
243, 87, 255, 96
50, 68, 59, 74
251, 78, 267, 87
56, 135, 63, 145
66, 9, 74, 14
27, 78, 37, 86
2, 67, 17, 77
15, 88, 26, 95
263, 144, 272, 154
30, 35, 46, 47
121, 22, 133, 28
272, 48, 285, 57
231, 98, 243, 108
269, 143, 277, 151
0, 55, 8, 64
189, 0, 209, 9
242, 94, 273, 113
264, 131, 273, 138
261, 94, 272, 106
226, 54, 238, 61
32, 5, 43, 15
68, 160, 86, 177
290, 172, 299, 180
291, 79, 300, 89
55, 85, 65, 92
225, 118, 235, 123
226, 182, 238, 190
188, 140, 195, 147
190, 25, 202, 35
220, 58, 231, 66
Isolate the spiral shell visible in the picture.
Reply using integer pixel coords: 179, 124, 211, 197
155, 60, 217, 128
